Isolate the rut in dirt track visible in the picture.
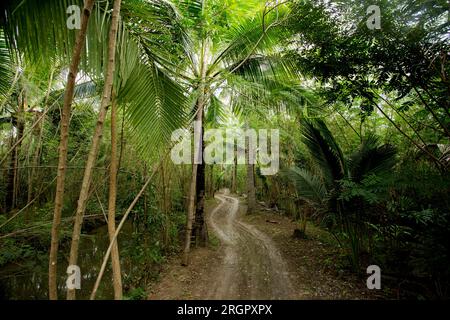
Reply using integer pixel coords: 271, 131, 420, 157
207, 191, 295, 299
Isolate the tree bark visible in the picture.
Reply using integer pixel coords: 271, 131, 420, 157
160, 163, 166, 213
49, 0, 96, 300
90, 155, 165, 300
192, 108, 208, 246
182, 167, 197, 266
67, 0, 121, 300
107, 92, 123, 299
209, 164, 214, 197
182, 101, 204, 266
246, 137, 256, 214
182, 38, 210, 265
193, 136, 208, 246
231, 152, 237, 194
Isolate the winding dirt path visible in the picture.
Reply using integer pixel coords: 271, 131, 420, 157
207, 191, 295, 299
148, 190, 378, 300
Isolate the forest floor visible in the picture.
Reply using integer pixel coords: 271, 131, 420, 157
148, 190, 385, 300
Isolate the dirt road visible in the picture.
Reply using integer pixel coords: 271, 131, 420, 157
207, 191, 295, 299
148, 191, 378, 300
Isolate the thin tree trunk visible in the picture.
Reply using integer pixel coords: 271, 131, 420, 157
163, 162, 173, 248
107, 92, 122, 299
159, 163, 168, 247
143, 163, 148, 217
24, 118, 34, 221
184, 170, 198, 248
374, 103, 443, 167
49, 0, 95, 300
376, 92, 435, 146
29, 68, 55, 204
160, 163, 166, 213
166, 165, 173, 212
209, 164, 214, 197
26, 132, 34, 206
180, 166, 188, 209
12, 91, 25, 209
231, 153, 237, 194
182, 101, 204, 266
5, 132, 16, 212
89, 154, 166, 300
193, 112, 208, 246
246, 140, 256, 214
117, 107, 125, 170
194, 140, 208, 246
67, 0, 121, 300
413, 87, 450, 138
5, 87, 25, 212
182, 38, 209, 265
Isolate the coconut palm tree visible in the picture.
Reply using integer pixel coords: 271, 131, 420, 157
125, 0, 299, 265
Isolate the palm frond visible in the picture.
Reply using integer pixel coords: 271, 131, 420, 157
47, 80, 99, 106
205, 95, 226, 126
0, 29, 12, 99
117, 60, 187, 157
0, 0, 83, 63
285, 166, 327, 208
225, 71, 320, 117
349, 133, 397, 182
212, 5, 290, 71
301, 118, 346, 187
228, 53, 298, 84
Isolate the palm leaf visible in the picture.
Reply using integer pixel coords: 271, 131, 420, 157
301, 118, 346, 187
0, 0, 83, 63
212, 5, 290, 72
117, 60, 187, 157
205, 94, 226, 126
46, 80, 99, 106
285, 166, 327, 208
0, 29, 12, 99
349, 133, 397, 182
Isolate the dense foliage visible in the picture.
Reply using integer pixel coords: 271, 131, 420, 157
0, 0, 448, 299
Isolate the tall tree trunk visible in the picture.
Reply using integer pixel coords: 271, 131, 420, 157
182, 101, 204, 266
165, 165, 173, 213
107, 92, 122, 299
231, 152, 237, 194
246, 145, 256, 214
193, 111, 208, 246
143, 163, 148, 217
180, 166, 188, 209
209, 164, 214, 197
66, 0, 121, 300
182, 162, 198, 266
161, 162, 172, 214
49, 0, 95, 300
160, 163, 166, 213
193, 135, 208, 246
182, 38, 210, 265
